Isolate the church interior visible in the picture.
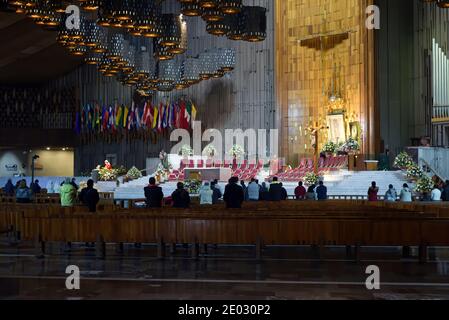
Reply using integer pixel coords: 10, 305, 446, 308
1, 0, 449, 303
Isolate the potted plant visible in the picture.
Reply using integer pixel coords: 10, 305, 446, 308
339, 137, 360, 155
126, 166, 142, 182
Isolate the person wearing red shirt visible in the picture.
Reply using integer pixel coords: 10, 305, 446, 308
294, 181, 307, 200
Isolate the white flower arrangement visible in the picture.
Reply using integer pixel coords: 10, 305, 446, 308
414, 176, 434, 194
393, 152, 414, 170
406, 163, 424, 180
202, 144, 217, 157
321, 141, 337, 154
338, 138, 360, 154
228, 144, 245, 158
304, 172, 319, 186
179, 144, 194, 157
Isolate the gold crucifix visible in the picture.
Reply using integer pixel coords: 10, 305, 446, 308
306, 121, 329, 174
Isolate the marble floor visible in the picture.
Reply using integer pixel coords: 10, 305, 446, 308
1, 238, 449, 300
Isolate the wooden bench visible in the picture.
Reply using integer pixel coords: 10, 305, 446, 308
12, 200, 449, 262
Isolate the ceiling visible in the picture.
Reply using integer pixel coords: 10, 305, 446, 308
0, 12, 83, 85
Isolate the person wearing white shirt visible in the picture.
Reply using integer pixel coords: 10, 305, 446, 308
400, 184, 413, 202
431, 186, 442, 201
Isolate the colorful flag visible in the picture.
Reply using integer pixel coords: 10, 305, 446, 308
123, 105, 129, 128
116, 105, 123, 127
152, 105, 158, 130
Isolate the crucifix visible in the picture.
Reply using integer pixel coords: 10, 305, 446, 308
306, 121, 329, 174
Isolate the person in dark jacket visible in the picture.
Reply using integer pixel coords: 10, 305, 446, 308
30, 179, 41, 194
171, 182, 191, 208
442, 180, 449, 202
144, 177, 164, 208
269, 177, 283, 201
70, 178, 79, 190
79, 179, 100, 212
316, 180, 328, 200
259, 182, 269, 201
211, 181, 222, 204
223, 177, 244, 208
3, 179, 15, 196
280, 183, 288, 200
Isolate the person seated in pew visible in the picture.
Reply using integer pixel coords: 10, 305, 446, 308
30, 179, 41, 194
269, 177, 283, 201
431, 185, 442, 202
240, 180, 248, 201
294, 181, 306, 200
210, 181, 222, 204
15, 179, 32, 203
144, 177, 164, 208
247, 178, 260, 201
384, 184, 397, 202
368, 181, 379, 202
3, 178, 15, 196
70, 178, 79, 190
400, 183, 413, 202
223, 177, 244, 208
60, 178, 77, 207
316, 181, 328, 201
171, 182, 191, 208
259, 182, 269, 201
79, 179, 100, 212
280, 183, 288, 200
305, 184, 317, 200
199, 181, 213, 205
442, 180, 449, 202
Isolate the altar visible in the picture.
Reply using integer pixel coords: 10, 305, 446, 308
184, 167, 232, 182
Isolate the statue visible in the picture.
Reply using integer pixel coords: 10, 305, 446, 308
104, 160, 112, 170
159, 150, 169, 171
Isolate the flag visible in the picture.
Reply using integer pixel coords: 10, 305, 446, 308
75, 111, 81, 135
123, 105, 129, 128
142, 102, 149, 127
116, 105, 123, 127
135, 105, 141, 130
186, 100, 192, 124
157, 103, 163, 132
108, 106, 115, 131
162, 103, 167, 129
190, 100, 197, 129
152, 105, 158, 130
175, 103, 181, 129
127, 103, 135, 131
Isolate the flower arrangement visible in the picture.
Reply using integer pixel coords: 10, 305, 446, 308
126, 166, 142, 181
115, 165, 128, 177
393, 152, 414, 170
179, 144, 194, 157
338, 138, 360, 154
228, 144, 245, 159
304, 172, 319, 186
414, 176, 434, 194
321, 141, 337, 154
203, 144, 217, 158
97, 165, 118, 181
155, 163, 169, 179
184, 179, 202, 195
406, 163, 424, 180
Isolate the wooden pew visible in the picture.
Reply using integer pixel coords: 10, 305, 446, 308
14, 201, 449, 262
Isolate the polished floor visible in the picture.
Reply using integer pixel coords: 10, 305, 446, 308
1, 237, 449, 300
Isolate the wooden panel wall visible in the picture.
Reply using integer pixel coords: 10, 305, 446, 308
45, 0, 275, 174
276, 0, 376, 165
